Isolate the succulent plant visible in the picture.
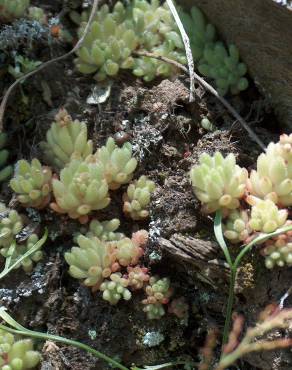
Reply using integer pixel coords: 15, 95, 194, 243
0, 330, 40, 370
0, 203, 23, 249
74, 1, 186, 81
190, 152, 248, 213
27, 6, 46, 24
51, 158, 110, 222
115, 235, 145, 267
100, 272, 131, 305
247, 135, 292, 206
263, 232, 292, 269
123, 175, 155, 220
247, 197, 288, 233
0, 133, 13, 183
1, 233, 43, 273
8, 55, 42, 80
85, 218, 124, 241
223, 209, 252, 244
94, 137, 137, 190
142, 276, 173, 319
40, 108, 93, 170
10, 159, 52, 209
0, 0, 30, 23
64, 235, 119, 288
180, 6, 248, 95
127, 266, 150, 290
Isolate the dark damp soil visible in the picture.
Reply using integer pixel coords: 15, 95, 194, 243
0, 1, 291, 370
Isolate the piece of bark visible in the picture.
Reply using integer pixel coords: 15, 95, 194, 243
159, 234, 229, 282
178, 0, 292, 129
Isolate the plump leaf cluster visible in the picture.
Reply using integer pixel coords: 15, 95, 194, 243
0, 329, 40, 370
190, 134, 292, 270
142, 276, 173, 319
190, 152, 248, 214
0, 203, 43, 273
10, 109, 138, 224
65, 228, 150, 304
0, 0, 30, 23
0, 133, 13, 183
180, 6, 248, 95
40, 109, 93, 170
262, 229, 292, 269
123, 175, 156, 220
247, 134, 292, 206
10, 159, 52, 209
74, 0, 186, 81
65, 225, 174, 318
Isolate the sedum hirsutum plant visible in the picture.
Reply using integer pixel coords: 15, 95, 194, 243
0, 330, 40, 370
94, 137, 137, 190
247, 134, 292, 206
0, 234, 42, 273
180, 6, 248, 95
0, 133, 13, 183
84, 218, 124, 241
262, 231, 292, 269
74, 1, 186, 81
65, 235, 119, 288
190, 152, 248, 214
223, 209, 252, 244
0, 203, 44, 273
100, 272, 132, 305
51, 158, 110, 222
247, 197, 287, 233
10, 159, 52, 209
142, 276, 173, 319
123, 175, 156, 220
0, 0, 30, 23
190, 136, 292, 272
40, 108, 93, 170
0, 203, 23, 248
64, 228, 175, 318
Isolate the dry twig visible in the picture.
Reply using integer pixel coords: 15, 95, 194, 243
166, 0, 195, 103
0, 0, 100, 131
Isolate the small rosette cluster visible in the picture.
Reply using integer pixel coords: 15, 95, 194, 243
0, 203, 44, 273
100, 273, 132, 305
190, 152, 248, 213
247, 197, 287, 233
75, 1, 186, 81
180, 6, 248, 95
142, 276, 173, 319
40, 108, 93, 169
223, 209, 252, 244
0, 330, 40, 370
248, 134, 292, 206
94, 137, 137, 190
0, 133, 13, 183
65, 229, 149, 303
262, 230, 292, 269
0, 0, 30, 22
1, 234, 42, 273
0, 203, 23, 248
123, 175, 156, 220
10, 159, 52, 208
51, 158, 110, 222
84, 218, 124, 241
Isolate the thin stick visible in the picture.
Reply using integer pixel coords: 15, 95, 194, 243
135, 50, 265, 150
0, 0, 100, 131
166, 0, 195, 103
